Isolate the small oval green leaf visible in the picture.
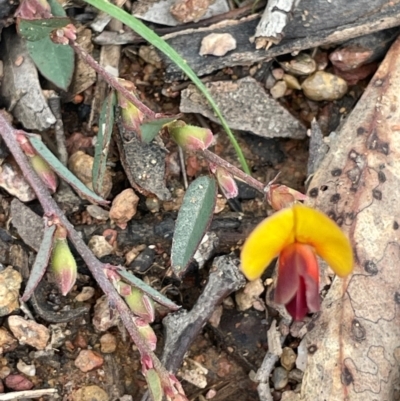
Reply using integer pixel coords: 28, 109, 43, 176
140, 117, 177, 143
171, 176, 217, 277
146, 369, 163, 401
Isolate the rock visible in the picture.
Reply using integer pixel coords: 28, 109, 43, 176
0, 327, 17, 354
272, 366, 289, 390
109, 189, 139, 229
280, 347, 296, 371
180, 77, 306, 139
93, 295, 120, 332
8, 316, 49, 350
281, 391, 300, 401
288, 368, 303, 383
199, 33, 236, 57
74, 350, 104, 372
75, 286, 95, 302
170, 0, 211, 23
0, 366, 11, 380
145, 196, 160, 213
86, 205, 109, 221
4, 374, 33, 391
72, 385, 109, 401
283, 74, 301, 90
100, 333, 117, 354
235, 279, 264, 311
68, 151, 112, 199
270, 80, 287, 99
0, 161, 36, 202
88, 235, 114, 258
180, 359, 208, 388
301, 71, 348, 101
129, 247, 155, 274
0, 267, 22, 317
16, 360, 36, 376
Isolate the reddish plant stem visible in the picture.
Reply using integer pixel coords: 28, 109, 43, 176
0, 111, 170, 385
203, 149, 265, 193
69, 40, 156, 119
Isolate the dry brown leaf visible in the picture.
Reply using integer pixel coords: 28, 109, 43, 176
301, 36, 400, 400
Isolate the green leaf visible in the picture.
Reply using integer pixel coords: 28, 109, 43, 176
171, 176, 217, 277
81, 0, 250, 174
117, 268, 180, 310
141, 117, 176, 143
146, 369, 163, 401
21, 224, 56, 302
27, 38, 74, 90
17, 17, 71, 41
93, 91, 116, 195
28, 135, 109, 205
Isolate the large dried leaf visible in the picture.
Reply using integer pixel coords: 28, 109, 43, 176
171, 176, 217, 277
301, 35, 400, 400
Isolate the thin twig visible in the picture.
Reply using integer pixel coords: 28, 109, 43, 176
0, 388, 57, 400
69, 40, 157, 119
203, 149, 265, 193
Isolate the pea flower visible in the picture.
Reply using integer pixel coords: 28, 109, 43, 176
240, 204, 353, 320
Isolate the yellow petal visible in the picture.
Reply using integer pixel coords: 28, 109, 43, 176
293, 204, 353, 276
240, 208, 295, 280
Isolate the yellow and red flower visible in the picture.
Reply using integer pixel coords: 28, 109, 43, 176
240, 204, 353, 320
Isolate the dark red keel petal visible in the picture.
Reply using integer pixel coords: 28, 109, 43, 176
275, 243, 320, 320
285, 276, 308, 321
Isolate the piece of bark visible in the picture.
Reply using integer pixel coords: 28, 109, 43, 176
90, 0, 126, 32
159, 0, 400, 80
114, 116, 171, 201
254, 0, 298, 48
131, 0, 229, 27
0, 30, 56, 130
180, 77, 306, 139
300, 34, 400, 401
161, 254, 246, 372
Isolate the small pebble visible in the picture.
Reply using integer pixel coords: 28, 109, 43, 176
129, 247, 155, 274
75, 286, 95, 302
288, 368, 304, 383
0, 327, 18, 354
68, 151, 112, 199
272, 367, 289, 390
4, 374, 33, 391
74, 350, 104, 372
88, 235, 114, 259
270, 81, 287, 99
109, 189, 139, 229
16, 360, 36, 376
281, 347, 296, 371
100, 333, 117, 354
8, 316, 49, 350
145, 196, 160, 213
93, 295, 120, 332
199, 33, 236, 57
86, 205, 109, 221
281, 390, 300, 401
72, 385, 108, 401
282, 74, 301, 90
301, 71, 348, 101
235, 279, 264, 311
0, 366, 11, 379
0, 267, 22, 317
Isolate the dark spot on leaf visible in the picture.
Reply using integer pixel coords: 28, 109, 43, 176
331, 168, 342, 176
351, 319, 366, 342
320, 185, 328, 192
367, 131, 390, 155
330, 193, 340, 204
378, 171, 386, 183
394, 221, 399, 230
346, 212, 355, 221
309, 187, 319, 198
308, 345, 317, 354
395, 292, 400, 305
373, 189, 382, 200
364, 260, 378, 275
357, 127, 365, 135
341, 366, 354, 386
380, 143, 389, 155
